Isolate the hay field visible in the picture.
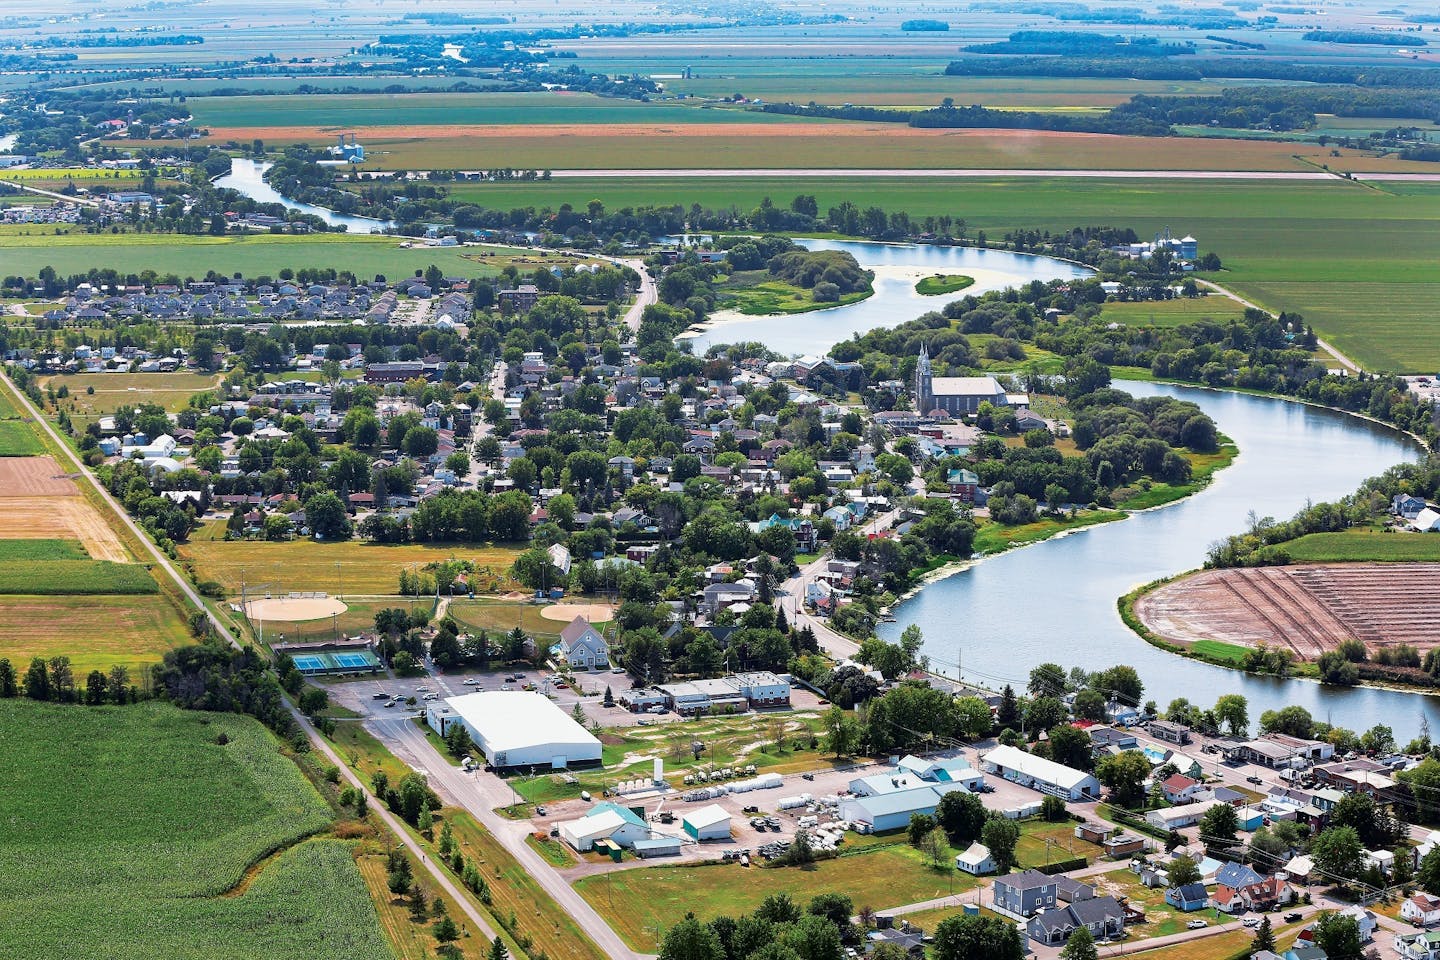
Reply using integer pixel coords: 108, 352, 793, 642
229, 123, 1346, 172
179, 536, 521, 596
1099, 296, 1249, 328
0, 593, 192, 672
43, 371, 221, 419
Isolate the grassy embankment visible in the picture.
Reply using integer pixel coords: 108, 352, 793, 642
0, 699, 396, 960
915, 274, 974, 296
715, 268, 874, 315
1113, 436, 1239, 511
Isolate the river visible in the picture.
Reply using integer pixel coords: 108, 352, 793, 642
681, 238, 1094, 356
214, 157, 394, 234
878, 380, 1433, 737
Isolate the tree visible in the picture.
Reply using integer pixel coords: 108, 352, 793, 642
1213, 694, 1249, 737
1310, 826, 1364, 884
1167, 854, 1201, 888
434, 915, 459, 944
1023, 696, 1068, 736
1199, 803, 1239, 856
1250, 916, 1276, 954
1060, 926, 1097, 960
1028, 662, 1067, 697
1259, 704, 1315, 738
909, 813, 938, 848
1418, 846, 1440, 895
981, 816, 1020, 873
1072, 688, 1107, 722
488, 936, 510, 960
1040, 795, 1068, 823
1096, 751, 1151, 808
821, 705, 860, 758
305, 490, 353, 541
1094, 665, 1143, 707
1311, 912, 1363, 960
807, 893, 854, 930
997, 684, 1019, 729
932, 913, 1025, 960
1046, 724, 1093, 771
0, 658, 15, 697
919, 826, 950, 869
937, 790, 989, 847
23, 657, 49, 700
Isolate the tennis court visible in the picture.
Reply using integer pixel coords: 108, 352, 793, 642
288, 649, 383, 675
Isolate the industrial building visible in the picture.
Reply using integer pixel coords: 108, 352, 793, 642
980, 744, 1100, 801
426, 691, 602, 771
838, 783, 965, 832
558, 803, 650, 851
682, 804, 733, 841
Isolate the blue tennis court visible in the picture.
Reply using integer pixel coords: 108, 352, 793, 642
286, 649, 382, 675
335, 653, 372, 669
292, 655, 327, 672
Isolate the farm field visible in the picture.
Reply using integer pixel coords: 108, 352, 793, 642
0, 592, 192, 673
0, 418, 43, 455
179, 532, 522, 596
0, 538, 88, 560
273, 125, 1396, 173
0, 558, 158, 594
1134, 563, 1440, 662
0, 496, 130, 562
1099, 296, 1249, 328
0, 699, 392, 959
575, 841, 977, 951
0, 232, 511, 281
446, 175, 1440, 371
1283, 530, 1440, 562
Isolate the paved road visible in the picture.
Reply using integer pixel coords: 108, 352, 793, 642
615, 257, 657, 332
1197, 279, 1360, 374
372, 716, 646, 960
538, 168, 1440, 182
0, 369, 504, 945
0, 179, 100, 206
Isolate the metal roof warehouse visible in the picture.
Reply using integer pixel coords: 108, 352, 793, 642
426, 691, 602, 771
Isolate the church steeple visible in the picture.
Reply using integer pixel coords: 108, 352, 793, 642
915, 342, 933, 414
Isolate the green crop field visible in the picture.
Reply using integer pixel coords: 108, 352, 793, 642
0, 419, 44, 456
0, 593, 193, 673
0, 233, 510, 282
0, 699, 391, 959
0, 559, 159, 594
1283, 530, 1440, 562
576, 842, 979, 951
190, 91, 781, 129
0, 538, 89, 560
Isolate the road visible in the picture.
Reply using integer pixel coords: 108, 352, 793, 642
372, 715, 647, 960
0, 368, 504, 946
614, 257, 657, 332
0, 178, 100, 206
1197, 279, 1360, 375
536, 168, 1440, 182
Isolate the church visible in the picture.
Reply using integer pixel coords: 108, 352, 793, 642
914, 344, 1012, 416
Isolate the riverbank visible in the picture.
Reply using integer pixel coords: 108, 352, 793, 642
715, 269, 875, 315
915, 273, 974, 296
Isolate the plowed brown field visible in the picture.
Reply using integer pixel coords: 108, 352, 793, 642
0, 456, 79, 497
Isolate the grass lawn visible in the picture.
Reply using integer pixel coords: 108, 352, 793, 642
715, 270, 873, 315
0, 419, 44, 456
915, 274, 975, 296
1100, 296, 1248, 328
41, 371, 221, 419
1114, 439, 1239, 511
1189, 639, 1253, 665
973, 510, 1127, 555
354, 850, 492, 960
1015, 819, 1102, 869
1092, 868, 1228, 939
1282, 529, 1440, 562
576, 843, 979, 951
527, 833, 576, 868
0, 699, 392, 960
178, 532, 522, 596
0, 593, 192, 673
447, 598, 593, 643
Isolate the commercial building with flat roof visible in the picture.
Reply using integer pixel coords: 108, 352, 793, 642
427, 691, 602, 771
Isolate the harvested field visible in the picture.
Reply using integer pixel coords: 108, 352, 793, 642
1135, 563, 1440, 659
0, 497, 129, 562
0, 593, 192, 672
0, 456, 81, 497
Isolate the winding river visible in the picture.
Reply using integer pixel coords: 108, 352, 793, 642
219, 173, 1433, 734
215, 158, 394, 233
683, 238, 1094, 356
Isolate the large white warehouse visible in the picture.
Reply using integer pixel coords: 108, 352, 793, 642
427, 691, 602, 771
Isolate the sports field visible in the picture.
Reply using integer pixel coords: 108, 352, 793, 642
179, 534, 522, 596
0, 699, 391, 960
43, 371, 221, 420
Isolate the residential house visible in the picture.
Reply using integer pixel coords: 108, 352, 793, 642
559, 617, 609, 670
992, 870, 1057, 917
1025, 897, 1126, 946
1164, 883, 1209, 912
956, 843, 996, 875
1149, 720, 1192, 745
1395, 931, 1440, 960
1161, 774, 1203, 804
1403, 893, 1440, 927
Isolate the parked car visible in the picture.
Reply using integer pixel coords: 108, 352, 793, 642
462, 678, 479, 686
1246, 775, 1263, 785
1187, 920, 1208, 930
637, 718, 654, 726
1242, 918, 1260, 928
1284, 913, 1303, 923
371, 692, 389, 700
383, 700, 395, 708
536, 805, 547, 816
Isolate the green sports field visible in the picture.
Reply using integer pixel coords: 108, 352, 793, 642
0, 699, 391, 960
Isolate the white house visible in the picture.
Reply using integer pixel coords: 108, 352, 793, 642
560, 616, 609, 670
956, 842, 996, 875
1404, 893, 1440, 927
981, 744, 1101, 801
